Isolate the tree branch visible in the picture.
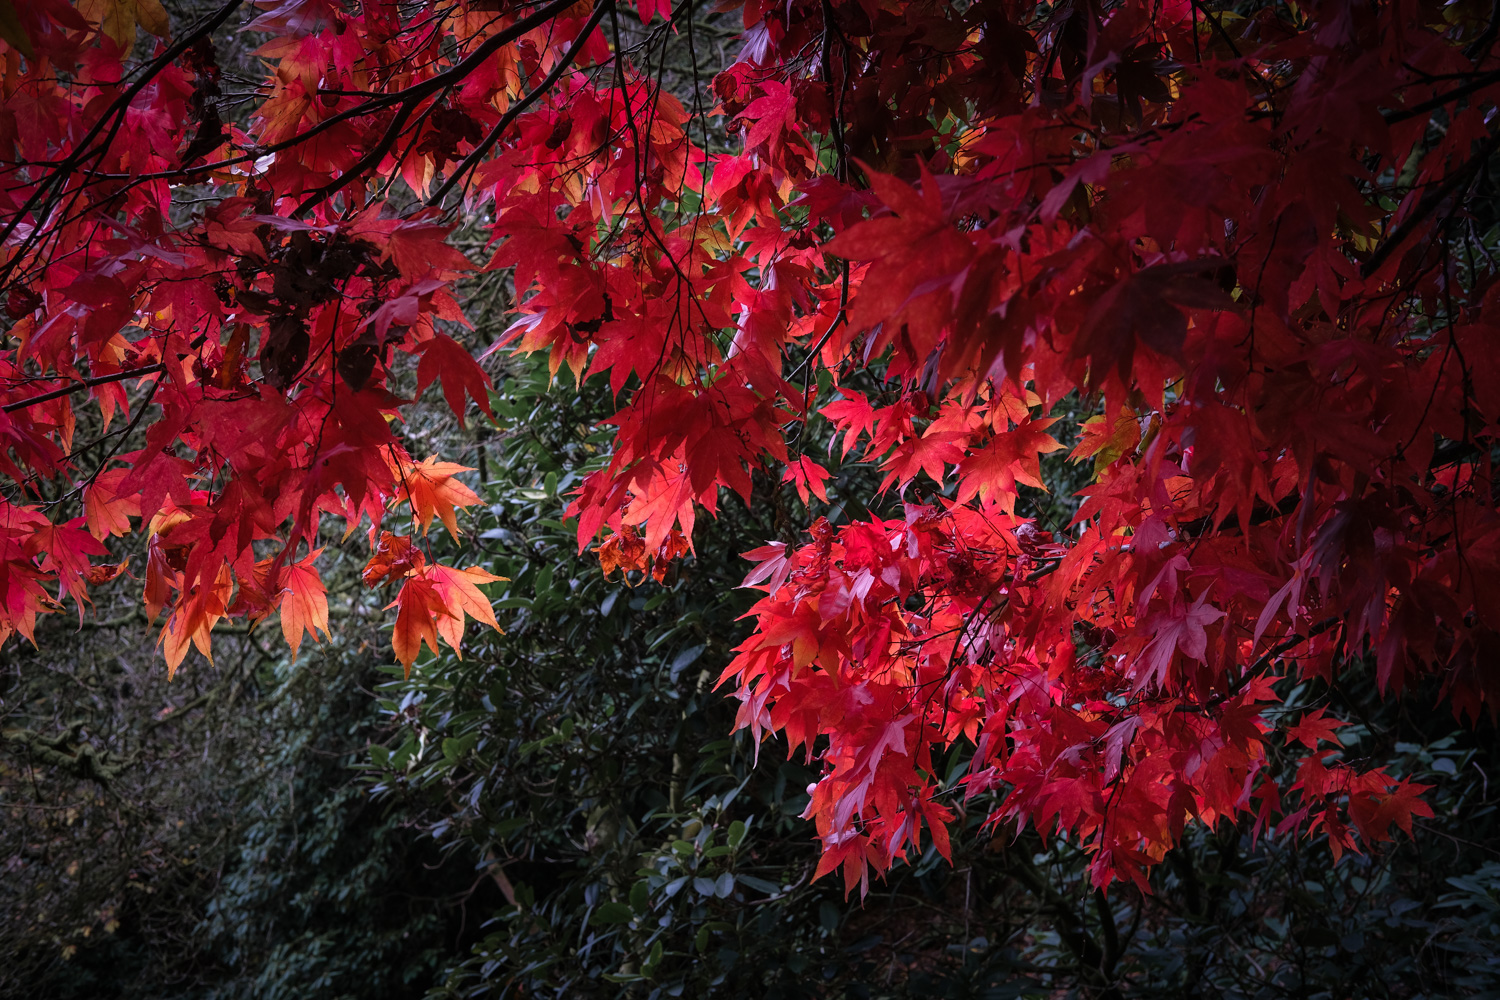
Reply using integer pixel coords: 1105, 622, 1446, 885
2, 363, 165, 413
0, 0, 246, 286
1382, 68, 1500, 124
3, 725, 124, 788
427, 0, 615, 208
1361, 132, 1500, 278
292, 0, 586, 216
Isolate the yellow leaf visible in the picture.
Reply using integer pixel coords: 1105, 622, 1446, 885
695, 222, 734, 258
133, 0, 169, 36
77, 0, 130, 46
77, 0, 168, 48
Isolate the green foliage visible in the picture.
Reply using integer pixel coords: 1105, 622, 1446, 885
194, 648, 468, 1000
0, 610, 474, 999
369, 352, 1500, 999
370, 355, 840, 997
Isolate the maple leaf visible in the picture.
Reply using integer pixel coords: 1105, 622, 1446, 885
1348, 776, 1434, 844
956, 417, 1064, 508
595, 525, 648, 578
783, 456, 833, 504
77, 0, 169, 47
415, 334, 495, 425
1134, 593, 1226, 691
1254, 557, 1309, 646
1075, 262, 1237, 386
1283, 707, 1346, 750
387, 562, 503, 673
822, 391, 880, 459
1102, 717, 1141, 783
878, 426, 965, 492
25, 518, 108, 616
1035, 775, 1106, 836
425, 562, 504, 653
812, 828, 881, 899
390, 573, 444, 674
393, 456, 483, 538
363, 532, 426, 587
740, 81, 799, 156
1070, 407, 1141, 473
739, 541, 793, 596
0, 540, 49, 649
159, 563, 233, 678
385, 220, 473, 278
847, 715, 916, 790
83, 469, 142, 540
276, 550, 329, 659
85, 560, 129, 586
619, 459, 699, 554
917, 792, 955, 863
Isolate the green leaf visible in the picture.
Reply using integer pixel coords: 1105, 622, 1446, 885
492, 816, 528, 838
492, 597, 534, 609
815, 365, 835, 404
668, 644, 704, 680
591, 901, 634, 925
442, 734, 477, 760
735, 874, 782, 895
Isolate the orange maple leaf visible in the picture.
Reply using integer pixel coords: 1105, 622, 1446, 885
82, 469, 141, 540
392, 455, 482, 538
277, 550, 329, 658
362, 531, 427, 586
387, 561, 505, 673
391, 573, 444, 671
159, 562, 232, 678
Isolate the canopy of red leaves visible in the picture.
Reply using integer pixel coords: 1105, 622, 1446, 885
3, 0, 1496, 891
